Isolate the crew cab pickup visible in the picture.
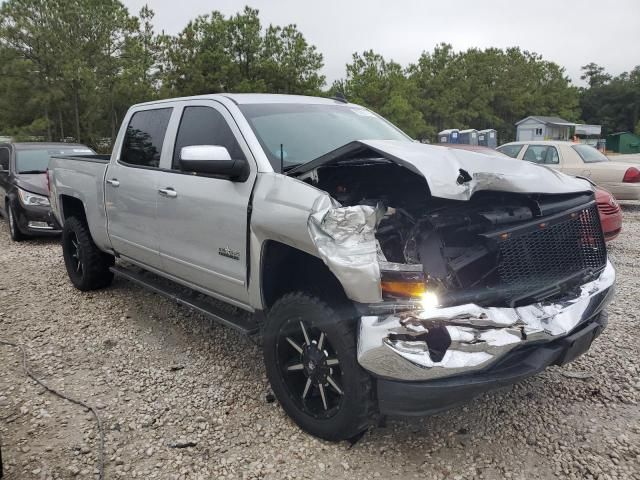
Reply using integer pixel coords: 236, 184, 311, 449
48, 94, 615, 440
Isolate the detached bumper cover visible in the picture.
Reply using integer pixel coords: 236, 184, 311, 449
376, 311, 607, 416
357, 260, 615, 382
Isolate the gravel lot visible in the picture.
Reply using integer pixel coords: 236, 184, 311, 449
1, 207, 639, 480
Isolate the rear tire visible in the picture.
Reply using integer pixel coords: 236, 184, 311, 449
263, 292, 375, 441
7, 202, 25, 242
62, 216, 114, 291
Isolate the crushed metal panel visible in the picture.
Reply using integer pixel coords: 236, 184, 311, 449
357, 260, 615, 380
290, 139, 594, 201
308, 197, 385, 303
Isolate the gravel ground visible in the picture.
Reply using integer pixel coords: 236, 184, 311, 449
1, 207, 639, 480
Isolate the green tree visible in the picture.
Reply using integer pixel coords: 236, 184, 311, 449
334, 50, 427, 139
580, 62, 612, 88
0, 0, 146, 148
580, 64, 640, 135
407, 44, 579, 142
262, 24, 324, 94
159, 7, 325, 96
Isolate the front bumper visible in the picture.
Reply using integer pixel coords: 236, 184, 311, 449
376, 311, 607, 416
357, 260, 615, 382
14, 201, 61, 235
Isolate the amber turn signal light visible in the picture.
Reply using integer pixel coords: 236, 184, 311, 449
381, 280, 426, 298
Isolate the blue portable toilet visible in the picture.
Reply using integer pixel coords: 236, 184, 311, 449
478, 129, 497, 148
438, 129, 459, 144
459, 129, 478, 145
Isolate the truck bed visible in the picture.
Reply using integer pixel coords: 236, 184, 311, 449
48, 154, 112, 251
50, 154, 111, 163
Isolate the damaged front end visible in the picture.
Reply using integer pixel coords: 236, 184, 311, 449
300, 140, 614, 382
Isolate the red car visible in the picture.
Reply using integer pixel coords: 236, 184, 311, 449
595, 187, 622, 241
440, 143, 623, 241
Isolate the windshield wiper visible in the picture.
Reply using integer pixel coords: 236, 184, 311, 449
18, 170, 46, 174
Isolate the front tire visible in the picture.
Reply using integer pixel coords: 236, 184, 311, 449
7, 202, 25, 242
263, 292, 375, 441
62, 216, 114, 291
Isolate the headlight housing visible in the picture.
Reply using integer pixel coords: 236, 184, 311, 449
18, 188, 50, 207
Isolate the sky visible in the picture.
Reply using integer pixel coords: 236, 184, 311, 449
122, 0, 640, 87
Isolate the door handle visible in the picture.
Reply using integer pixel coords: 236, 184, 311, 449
158, 187, 177, 198
106, 178, 120, 187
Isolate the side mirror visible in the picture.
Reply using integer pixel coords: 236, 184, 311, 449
180, 145, 248, 180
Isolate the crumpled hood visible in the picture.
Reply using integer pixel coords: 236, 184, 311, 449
294, 140, 594, 201
15, 173, 48, 196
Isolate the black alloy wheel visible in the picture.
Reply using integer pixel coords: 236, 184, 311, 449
68, 231, 83, 276
263, 292, 374, 441
278, 318, 344, 417
62, 216, 114, 291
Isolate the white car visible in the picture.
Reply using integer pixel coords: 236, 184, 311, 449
497, 141, 640, 200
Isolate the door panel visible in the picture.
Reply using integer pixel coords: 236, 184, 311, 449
520, 129, 534, 141
105, 106, 173, 269
105, 163, 163, 268
155, 102, 255, 304
156, 173, 253, 303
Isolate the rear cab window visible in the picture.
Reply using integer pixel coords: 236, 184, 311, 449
496, 144, 524, 158
572, 144, 609, 163
172, 106, 245, 170
522, 145, 559, 165
121, 108, 172, 168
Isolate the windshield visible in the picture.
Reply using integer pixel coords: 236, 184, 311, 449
572, 144, 609, 163
238, 103, 411, 170
16, 146, 94, 173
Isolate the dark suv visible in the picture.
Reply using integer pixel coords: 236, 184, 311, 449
0, 142, 94, 241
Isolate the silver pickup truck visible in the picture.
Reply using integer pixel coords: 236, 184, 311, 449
48, 94, 615, 440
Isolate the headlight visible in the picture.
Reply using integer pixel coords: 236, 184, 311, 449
420, 291, 439, 309
18, 188, 50, 206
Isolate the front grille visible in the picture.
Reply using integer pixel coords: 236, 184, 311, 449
496, 204, 606, 303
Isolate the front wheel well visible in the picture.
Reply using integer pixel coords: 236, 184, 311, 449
260, 240, 351, 310
60, 195, 87, 224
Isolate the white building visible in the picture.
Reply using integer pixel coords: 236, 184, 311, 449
515, 116, 575, 141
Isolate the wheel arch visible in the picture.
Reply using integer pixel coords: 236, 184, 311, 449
58, 194, 88, 224
260, 240, 351, 311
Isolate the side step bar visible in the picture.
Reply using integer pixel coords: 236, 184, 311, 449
110, 265, 259, 336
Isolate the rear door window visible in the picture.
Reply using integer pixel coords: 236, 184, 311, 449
522, 145, 559, 165
572, 144, 609, 163
496, 144, 524, 158
121, 108, 172, 168
172, 106, 245, 170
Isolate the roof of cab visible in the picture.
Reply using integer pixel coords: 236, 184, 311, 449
133, 93, 350, 108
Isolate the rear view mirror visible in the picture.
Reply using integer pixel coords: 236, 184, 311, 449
180, 145, 248, 180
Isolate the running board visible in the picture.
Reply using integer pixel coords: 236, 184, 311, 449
110, 265, 259, 336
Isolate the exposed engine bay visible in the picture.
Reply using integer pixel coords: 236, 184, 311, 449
297, 156, 607, 308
